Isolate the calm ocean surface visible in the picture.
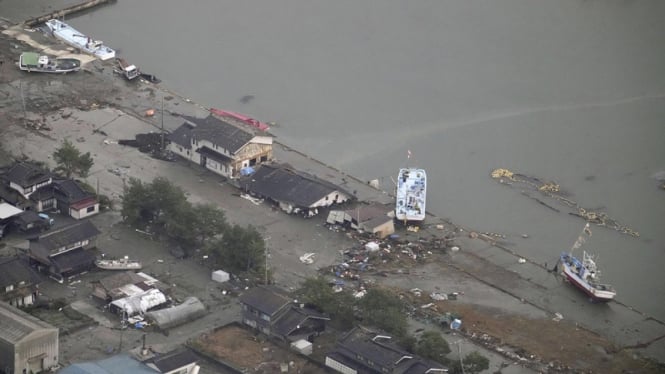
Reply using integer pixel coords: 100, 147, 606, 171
4, 0, 665, 319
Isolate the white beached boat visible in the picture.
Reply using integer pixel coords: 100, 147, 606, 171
45, 19, 115, 61
558, 223, 616, 302
395, 168, 427, 222
95, 256, 142, 270
18, 52, 81, 73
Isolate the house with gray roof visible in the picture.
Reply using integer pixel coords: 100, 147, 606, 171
3, 162, 52, 199
143, 348, 199, 374
325, 327, 448, 374
28, 220, 101, 282
59, 354, 159, 374
0, 256, 41, 307
169, 115, 273, 178
239, 285, 330, 342
242, 163, 354, 217
0, 301, 59, 374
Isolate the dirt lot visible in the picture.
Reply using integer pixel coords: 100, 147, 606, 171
1, 23, 664, 374
190, 324, 323, 373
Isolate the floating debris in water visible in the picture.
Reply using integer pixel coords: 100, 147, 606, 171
490, 168, 639, 237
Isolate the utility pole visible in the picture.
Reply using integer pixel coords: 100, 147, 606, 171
160, 95, 165, 151
264, 236, 270, 285
455, 340, 466, 374
20, 80, 27, 127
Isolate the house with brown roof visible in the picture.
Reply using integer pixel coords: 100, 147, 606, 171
169, 115, 273, 178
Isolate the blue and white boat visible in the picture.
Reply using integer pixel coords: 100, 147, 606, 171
559, 223, 616, 302
45, 19, 115, 61
395, 168, 427, 222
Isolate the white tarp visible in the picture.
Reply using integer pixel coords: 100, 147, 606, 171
211, 270, 230, 283
0, 203, 22, 220
110, 288, 167, 317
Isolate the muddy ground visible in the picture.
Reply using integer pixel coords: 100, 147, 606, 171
1, 22, 664, 373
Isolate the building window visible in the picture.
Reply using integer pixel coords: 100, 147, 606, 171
86, 206, 96, 213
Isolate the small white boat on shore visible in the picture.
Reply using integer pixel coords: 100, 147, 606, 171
95, 256, 142, 270
18, 52, 81, 73
45, 19, 115, 61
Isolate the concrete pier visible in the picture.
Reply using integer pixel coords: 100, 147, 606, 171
23, 0, 116, 28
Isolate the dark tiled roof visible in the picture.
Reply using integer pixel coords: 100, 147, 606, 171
245, 164, 352, 207
0, 184, 21, 204
331, 327, 447, 374
53, 179, 93, 203
6, 163, 51, 188
168, 122, 194, 148
30, 220, 101, 252
239, 285, 293, 316
272, 306, 330, 337
146, 348, 197, 373
196, 146, 233, 163
50, 247, 96, 272
29, 184, 55, 202
0, 257, 40, 288
14, 210, 42, 225
179, 115, 255, 154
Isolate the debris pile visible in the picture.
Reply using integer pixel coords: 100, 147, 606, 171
118, 132, 175, 161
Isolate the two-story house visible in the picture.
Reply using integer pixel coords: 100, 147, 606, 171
169, 115, 273, 178
242, 163, 354, 216
0, 162, 99, 220
239, 285, 329, 342
28, 220, 101, 282
4, 162, 52, 199
0, 256, 41, 307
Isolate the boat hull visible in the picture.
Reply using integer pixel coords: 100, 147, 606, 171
95, 260, 142, 270
45, 19, 115, 61
560, 255, 615, 302
18, 52, 81, 73
210, 109, 270, 131
395, 168, 427, 222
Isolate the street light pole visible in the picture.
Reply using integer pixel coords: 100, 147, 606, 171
455, 340, 466, 374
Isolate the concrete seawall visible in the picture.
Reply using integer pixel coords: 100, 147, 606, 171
24, 0, 116, 28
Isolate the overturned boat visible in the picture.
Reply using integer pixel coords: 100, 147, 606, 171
95, 256, 143, 270
18, 52, 80, 73
45, 19, 115, 61
559, 223, 616, 302
395, 168, 427, 222
210, 109, 270, 131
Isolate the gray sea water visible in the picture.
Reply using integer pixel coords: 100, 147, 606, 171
3, 0, 665, 319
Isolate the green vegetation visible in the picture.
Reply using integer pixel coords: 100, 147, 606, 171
448, 351, 490, 374
415, 330, 451, 362
53, 139, 94, 178
121, 177, 267, 279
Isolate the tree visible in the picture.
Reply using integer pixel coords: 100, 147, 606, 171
120, 177, 189, 236
53, 139, 93, 178
415, 331, 450, 363
357, 288, 408, 337
297, 276, 356, 330
191, 203, 227, 245
207, 224, 265, 275
448, 351, 490, 374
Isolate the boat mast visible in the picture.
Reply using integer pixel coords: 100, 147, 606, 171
570, 223, 592, 255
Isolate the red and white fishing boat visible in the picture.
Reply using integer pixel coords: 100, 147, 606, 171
210, 109, 270, 131
559, 223, 616, 302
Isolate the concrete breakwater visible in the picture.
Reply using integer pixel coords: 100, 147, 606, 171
23, 0, 116, 28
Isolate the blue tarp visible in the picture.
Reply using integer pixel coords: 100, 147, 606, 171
240, 166, 255, 176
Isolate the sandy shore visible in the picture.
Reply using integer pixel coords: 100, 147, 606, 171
1, 19, 664, 373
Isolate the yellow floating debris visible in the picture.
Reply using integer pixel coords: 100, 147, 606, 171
539, 182, 560, 193
491, 168, 514, 180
